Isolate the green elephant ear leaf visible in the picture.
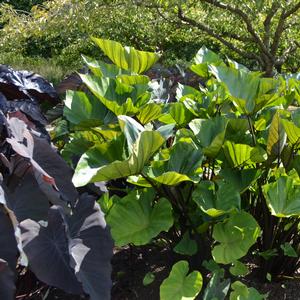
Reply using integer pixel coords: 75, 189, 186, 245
280, 243, 298, 257
267, 111, 286, 157
173, 232, 198, 256
262, 175, 300, 217
202, 271, 230, 300
160, 260, 203, 300
229, 281, 266, 300
64, 90, 113, 127
208, 65, 277, 114
80, 74, 138, 116
193, 181, 240, 217
118, 115, 144, 151
190, 46, 223, 78
92, 38, 160, 74
229, 261, 249, 276
223, 141, 266, 167
106, 190, 173, 246
73, 130, 164, 187
147, 141, 203, 185
281, 119, 300, 146
189, 117, 228, 157
169, 102, 195, 127
137, 103, 162, 124
212, 212, 261, 264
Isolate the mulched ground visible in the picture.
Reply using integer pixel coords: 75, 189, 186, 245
15, 244, 300, 299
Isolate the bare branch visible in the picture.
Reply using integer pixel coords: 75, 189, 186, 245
177, 7, 261, 62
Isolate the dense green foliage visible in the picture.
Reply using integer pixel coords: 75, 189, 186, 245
60, 38, 300, 299
1, 0, 299, 82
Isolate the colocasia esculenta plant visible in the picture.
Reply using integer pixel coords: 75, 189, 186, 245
59, 39, 300, 299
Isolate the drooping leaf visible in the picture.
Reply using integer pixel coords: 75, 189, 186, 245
147, 141, 203, 185
212, 212, 261, 264
267, 111, 286, 157
73, 131, 164, 187
80, 74, 150, 116
263, 176, 300, 217
168, 102, 194, 127
92, 38, 160, 74
106, 190, 173, 246
160, 260, 203, 300
20, 195, 114, 299
219, 169, 260, 193
208, 65, 277, 114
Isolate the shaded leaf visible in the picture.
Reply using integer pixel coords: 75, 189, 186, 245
174, 232, 197, 256
212, 212, 261, 264
106, 190, 173, 246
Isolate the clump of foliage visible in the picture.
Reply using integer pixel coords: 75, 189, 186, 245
0, 67, 113, 299
61, 38, 300, 299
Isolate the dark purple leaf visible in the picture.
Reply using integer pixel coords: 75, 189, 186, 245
19, 207, 83, 294
0, 206, 18, 271
0, 259, 15, 300
0, 65, 59, 105
69, 194, 113, 300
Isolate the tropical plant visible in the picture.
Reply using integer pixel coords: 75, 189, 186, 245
61, 38, 300, 299
0, 69, 113, 299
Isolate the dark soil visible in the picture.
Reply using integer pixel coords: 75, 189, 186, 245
16, 245, 300, 299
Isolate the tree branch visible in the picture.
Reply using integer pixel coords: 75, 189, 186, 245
200, 0, 272, 59
263, 2, 281, 48
177, 7, 260, 62
275, 41, 300, 66
271, 2, 300, 56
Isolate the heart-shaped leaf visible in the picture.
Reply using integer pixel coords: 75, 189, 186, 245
212, 212, 261, 264
160, 260, 203, 300
263, 175, 300, 217
106, 189, 173, 246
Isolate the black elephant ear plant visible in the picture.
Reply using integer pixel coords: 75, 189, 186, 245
0, 66, 114, 300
